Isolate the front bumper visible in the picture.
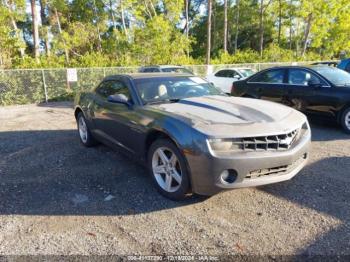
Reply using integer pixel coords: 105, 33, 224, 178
185, 131, 311, 196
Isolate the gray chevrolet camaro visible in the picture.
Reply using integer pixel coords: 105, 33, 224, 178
74, 73, 311, 200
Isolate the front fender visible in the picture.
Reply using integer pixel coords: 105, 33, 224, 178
148, 117, 195, 151
74, 92, 96, 128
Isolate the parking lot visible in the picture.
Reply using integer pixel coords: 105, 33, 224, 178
0, 102, 349, 256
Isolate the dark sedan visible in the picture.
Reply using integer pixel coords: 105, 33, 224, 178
231, 66, 350, 133
75, 73, 310, 200
338, 58, 350, 73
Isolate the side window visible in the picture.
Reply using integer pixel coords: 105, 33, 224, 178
215, 70, 226, 77
250, 69, 285, 83
109, 81, 131, 101
227, 70, 240, 78
96, 82, 112, 97
96, 81, 131, 101
143, 67, 159, 72
288, 69, 325, 86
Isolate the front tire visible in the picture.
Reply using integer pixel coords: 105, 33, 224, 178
340, 107, 350, 134
148, 139, 191, 201
77, 112, 98, 147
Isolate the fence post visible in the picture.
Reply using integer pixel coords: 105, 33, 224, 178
41, 69, 48, 103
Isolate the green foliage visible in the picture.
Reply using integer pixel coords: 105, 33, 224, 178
133, 15, 191, 65
0, 0, 348, 68
14, 56, 66, 69
0, 70, 45, 105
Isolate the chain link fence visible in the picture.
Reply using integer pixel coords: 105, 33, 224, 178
0, 61, 319, 106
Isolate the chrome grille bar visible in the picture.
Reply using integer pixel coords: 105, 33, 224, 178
233, 128, 299, 151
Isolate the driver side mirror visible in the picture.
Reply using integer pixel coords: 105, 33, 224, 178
233, 75, 241, 80
107, 94, 132, 106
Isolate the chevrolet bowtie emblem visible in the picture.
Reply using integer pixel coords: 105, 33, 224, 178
280, 136, 294, 147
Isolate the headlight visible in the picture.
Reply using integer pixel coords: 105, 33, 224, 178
208, 138, 242, 152
299, 121, 310, 138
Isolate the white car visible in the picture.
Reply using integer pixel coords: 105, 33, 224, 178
206, 68, 255, 93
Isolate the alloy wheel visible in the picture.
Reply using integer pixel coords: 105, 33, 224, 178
152, 147, 182, 193
78, 117, 88, 143
345, 111, 350, 130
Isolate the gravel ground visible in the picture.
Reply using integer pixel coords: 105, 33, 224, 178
0, 102, 349, 257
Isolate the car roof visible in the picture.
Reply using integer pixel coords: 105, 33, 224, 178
140, 65, 187, 69
103, 73, 194, 80
258, 65, 323, 71
216, 67, 253, 70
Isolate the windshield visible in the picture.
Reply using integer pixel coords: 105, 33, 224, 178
135, 76, 224, 104
313, 67, 350, 86
238, 68, 255, 78
161, 67, 193, 74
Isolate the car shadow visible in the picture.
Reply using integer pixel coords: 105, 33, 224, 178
307, 116, 349, 142
0, 130, 204, 216
259, 156, 350, 255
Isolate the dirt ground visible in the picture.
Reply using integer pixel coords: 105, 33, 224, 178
0, 102, 349, 257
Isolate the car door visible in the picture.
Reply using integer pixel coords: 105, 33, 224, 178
217, 69, 241, 94
285, 68, 336, 117
92, 78, 141, 153
229, 69, 241, 80
210, 70, 227, 92
219, 70, 237, 93
246, 68, 287, 103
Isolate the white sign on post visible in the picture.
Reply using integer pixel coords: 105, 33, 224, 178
67, 68, 78, 82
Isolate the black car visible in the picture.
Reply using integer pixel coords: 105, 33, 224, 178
231, 66, 350, 133
338, 58, 350, 73
311, 61, 338, 67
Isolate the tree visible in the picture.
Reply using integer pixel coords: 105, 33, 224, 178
258, 0, 273, 58
1, 0, 350, 69
133, 15, 190, 65
301, 12, 312, 57
30, 0, 40, 61
234, 0, 239, 53
39, 0, 50, 56
206, 0, 212, 64
184, 0, 190, 38
52, 4, 69, 63
223, 0, 228, 52
3, 0, 26, 59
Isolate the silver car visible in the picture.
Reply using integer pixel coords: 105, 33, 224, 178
74, 74, 311, 200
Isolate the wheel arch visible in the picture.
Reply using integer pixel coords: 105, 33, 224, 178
337, 103, 350, 123
144, 129, 181, 160
74, 106, 83, 120
144, 128, 193, 191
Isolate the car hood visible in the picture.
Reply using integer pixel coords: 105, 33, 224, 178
148, 95, 307, 138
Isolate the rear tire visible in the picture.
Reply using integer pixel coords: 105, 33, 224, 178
147, 139, 191, 201
340, 107, 350, 134
76, 112, 98, 147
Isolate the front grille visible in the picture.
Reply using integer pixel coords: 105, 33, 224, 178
234, 128, 300, 151
246, 154, 307, 179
